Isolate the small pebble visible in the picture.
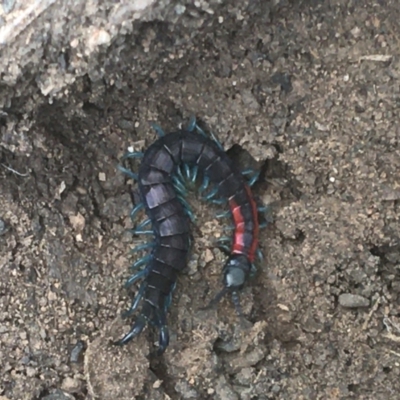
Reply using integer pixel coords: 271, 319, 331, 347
70, 341, 85, 363
61, 376, 81, 393
339, 293, 370, 308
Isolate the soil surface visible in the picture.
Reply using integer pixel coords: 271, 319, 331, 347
1, 0, 400, 399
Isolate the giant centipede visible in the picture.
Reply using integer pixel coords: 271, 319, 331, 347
116, 118, 264, 354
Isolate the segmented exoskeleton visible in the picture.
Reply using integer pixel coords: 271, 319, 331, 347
116, 118, 265, 354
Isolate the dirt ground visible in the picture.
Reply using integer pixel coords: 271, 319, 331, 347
1, 0, 400, 399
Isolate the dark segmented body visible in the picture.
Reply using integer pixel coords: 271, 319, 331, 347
116, 127, 260, 354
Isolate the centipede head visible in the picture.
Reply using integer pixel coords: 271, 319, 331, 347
204, 254, 252, 314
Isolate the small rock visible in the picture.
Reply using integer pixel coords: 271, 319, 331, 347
2, 0, 16, 14
204, 248, 214, 263
174, 380, 198, 399
227, 347, 266, 373
61, 377, 81, 393
70, 341, 85, 363
69, 213, 85, 232
214, 375, 239, 400
339, 293, 370, 308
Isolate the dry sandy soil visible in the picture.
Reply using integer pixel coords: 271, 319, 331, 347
1, 0, 400, 399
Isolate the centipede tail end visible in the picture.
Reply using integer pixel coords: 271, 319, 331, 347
114, 314, 147, 346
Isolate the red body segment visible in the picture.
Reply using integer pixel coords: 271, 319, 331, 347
229, 185, 259, 262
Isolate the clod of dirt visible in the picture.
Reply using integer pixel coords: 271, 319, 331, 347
84, 318, 150, 400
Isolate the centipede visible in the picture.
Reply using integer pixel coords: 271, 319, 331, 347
116, 117, 265, 354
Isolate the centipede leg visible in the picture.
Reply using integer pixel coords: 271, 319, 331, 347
177, 195, 195, 221
250, 263, 257, 277
256, 247, 263, 261
183, 164, 192, 181
216, 243, 230, 255
199, 175, 210, 194
154, 309, 169, 355
231, 291, 243, 317
118, 165, 139, 180
121, 282, 147, 318
130, 242, 155, 254
130, 202, 144, 222
125, 269, 148, 288
202, 185, 219, 201
164, 282, 176, 312
210, 198, 226, 205
190, 166, 198, 183
130, 254, 151, 271
248, 173, 259, 187
122, 151, 144, 161
216, 236, 231, 243
172, 175, 187, 196
215, 210, 231, 219
151, 123, 166, 137
131, 229, 154, 235
241, 169, 259, 187
136, 218, 152, 230
187, 115, 197, 132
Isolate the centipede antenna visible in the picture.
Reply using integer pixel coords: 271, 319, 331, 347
130, 254, 151, 271
125, 269, 148, 288
118, 165, 139, 181
259, 221, 268, 229
114, 315, 147, 346
122, 151, 144, 161
203, 287, 229, 310
231, 291, 244, 317
121, 282, 147, 318
130, 242, 155, 254
151, 123, 166, 137
130, 202, 144, 221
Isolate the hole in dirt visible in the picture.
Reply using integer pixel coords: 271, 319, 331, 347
347, 383, 359, 393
